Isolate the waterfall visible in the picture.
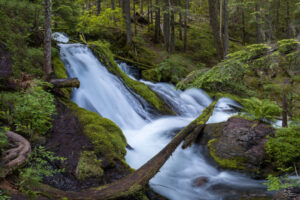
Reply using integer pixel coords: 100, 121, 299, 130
55, 33, 267, 200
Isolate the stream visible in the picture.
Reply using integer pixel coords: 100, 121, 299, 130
54, 32, 269, 200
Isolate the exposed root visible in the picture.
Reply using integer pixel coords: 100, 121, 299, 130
1, 131, 31, 178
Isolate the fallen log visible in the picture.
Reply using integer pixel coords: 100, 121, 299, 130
29, 101, 217, 199
0, 131, 31, 178
50, 78, 80, 88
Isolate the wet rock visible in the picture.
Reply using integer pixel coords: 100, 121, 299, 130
273, 187, 300, 200
192, 177, 208, 187
201, 117, 275, 177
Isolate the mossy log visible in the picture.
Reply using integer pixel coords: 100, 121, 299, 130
114, 55, 153, 70
50, 78, 80, 88
0, 131, 31, 178
29, 101, 217, 199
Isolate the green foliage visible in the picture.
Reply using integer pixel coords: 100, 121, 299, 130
77, 151, 104, 180
0, 127, 9, 153
266, 124, 300, 168
0, 0, 44, 77
0, 190, 10, 200
239, 97, 281, 122
264, 174, 300, 191
19, 146, 66, 198
77, 8, 124, 35
278, 39, 300, 53
0, 82, 56, 137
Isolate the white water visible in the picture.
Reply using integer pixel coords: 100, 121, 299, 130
55, 33, 267, 200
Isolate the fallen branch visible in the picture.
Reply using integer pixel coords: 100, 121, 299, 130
50, 78, 80, 88
1, 131, 31, 178
30, 101, 217, 199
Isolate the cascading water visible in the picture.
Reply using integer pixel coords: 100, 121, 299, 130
54, 33, 268, 200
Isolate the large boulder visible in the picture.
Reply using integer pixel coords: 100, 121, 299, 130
201, 117, 274, 177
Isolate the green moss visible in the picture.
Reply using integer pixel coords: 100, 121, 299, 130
207, 139, 245, 170
77, 151, 104, 180
87, 41, 174, 115
278, 39, 300, 53
63, 99, 128, 167
52, 56, 72, 98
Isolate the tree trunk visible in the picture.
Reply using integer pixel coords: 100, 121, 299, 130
223, 0, 229, 56
96, 0, 101, 15
133, 0, 137, 34
286, 0, 291, 38
123, 0, 132, 45
183, 0, 188, 52
111, 0, 115, 10
241, 3, 246, 45
282, 80, 289, 127
86, 0, 90, 10
208, 0, 224, 61
255, 0, 263, 43
170, 2, 175, 53
44, 0, 52, 81
179, 10, 183, 40
219, 0, 223, 40
163, 0, 170, 54
140, 0, 144, 14
275, 0, 280, 35
50, 78, 80, 88
150, 0, 153, 24
154, 0, 160, 43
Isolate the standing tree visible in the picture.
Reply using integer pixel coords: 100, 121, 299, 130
163, 0, 170, 53
154, 0, 161, 43
96, 0, 101, 15
123, 0, 132, 45
183, 0, 188, 52
223, 0, 229, 56
170, 0, 175, 53
44, 0, 52, 80
255, 0, 263, 43
208, 0, 224, 60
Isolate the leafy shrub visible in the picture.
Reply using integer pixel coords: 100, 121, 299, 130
239, 97, 281, 122
0, 81, 56, 137
264, 174, 300, 191
266, 124, 300, 168
19, 146, 65, 198
0, 127, 9, 153
0, 190, 10, 200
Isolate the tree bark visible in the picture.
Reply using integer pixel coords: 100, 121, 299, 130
163, 0, 171, 54
241, 2, 246, 45
208, 0, 224, 61
44, 0, 52, 81
170, 1, 175, 53
282, 80, 289, 127
154, 0, 161, 43
219, 0, 223, 40
123, 0, 132, 45
50, 78, 80, 88
1, 131, 31, 178
96, 0, 101, 15
150, 0, 153, 24
255, 0, 263, 43
111, 0, 115, 10
179, 10, 183, 40
286, 0, 291, 38
133, 0, 137, 34
223, 0, 229, 56
140, 0, 144, 14
183, 0, 188, 52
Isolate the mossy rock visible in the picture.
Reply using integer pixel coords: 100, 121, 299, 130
87, 41, 174, 115
52, 56, 72, 98
76, 151, 104, 180
63, 99, 128, 168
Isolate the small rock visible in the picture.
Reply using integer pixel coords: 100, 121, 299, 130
192, 177, 208, 187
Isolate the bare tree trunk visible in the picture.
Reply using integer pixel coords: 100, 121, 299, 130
183, 0, 188, 52
123, 0, 132, 45
147, 0, 150, 26
219, 0, 223, 40
133, 0, 137, 34
275, 0, 280, 35
241, 3, 246, 45
140, 0, 144, 14
163, 0, 170, 54
208, 0, 224, 61
96, 0, 101, 15
111, 0, 115, 9
223, 0, 229, 56
286, 0, 291, 38
282, 80, 289, 127
44, 0, 52, 81
154, 0, 160, 43
170, 4, 175, 53
255, 0, 263, 43
150, 0, 153, 24
179, 10, 183, 40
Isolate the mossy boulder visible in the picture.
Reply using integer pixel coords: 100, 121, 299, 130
202, 117, 275, 177
87, 41, 174, 115
76, 151, 104, 180
63, 99, 129, 169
